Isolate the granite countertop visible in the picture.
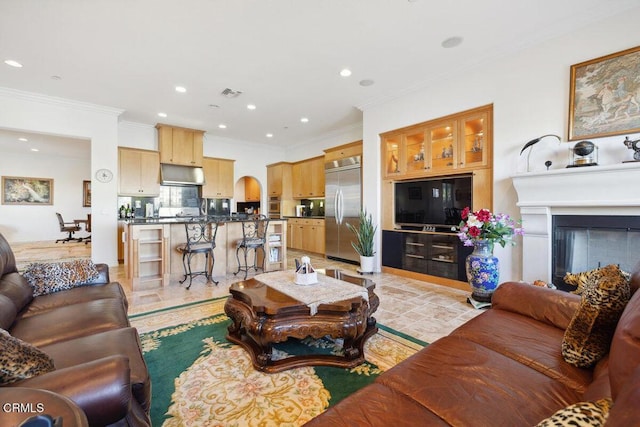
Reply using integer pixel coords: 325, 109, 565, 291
123, 216, 288, 225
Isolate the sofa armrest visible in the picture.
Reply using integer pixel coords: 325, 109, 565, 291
10, 355, 131, 426
82, 263, 110, 285
492, 281, 581, 330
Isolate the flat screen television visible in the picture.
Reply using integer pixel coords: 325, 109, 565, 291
395, 175, 472, 228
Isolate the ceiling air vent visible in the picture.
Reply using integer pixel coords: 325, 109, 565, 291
221, 88, 242, 98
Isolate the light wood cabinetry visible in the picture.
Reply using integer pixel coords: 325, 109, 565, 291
381, 105, 492, 179
324, 140, 362, 162
127, 224, 170, 290
118, 147, 160, 196
244, 177, 260, 202
287, 218, 325, 254
265, 221, 287, 272
202, 157, 235, 199
292, 156, 325, 199
156, 124, 204, 167
266, 162, 292, 197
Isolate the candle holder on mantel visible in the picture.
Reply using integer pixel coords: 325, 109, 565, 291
623, 136, 640, 163
567, 140, 598, 168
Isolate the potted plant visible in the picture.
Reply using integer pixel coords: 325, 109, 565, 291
346, 209, 377, 273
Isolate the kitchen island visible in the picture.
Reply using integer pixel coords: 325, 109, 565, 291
123, 217, 287, 290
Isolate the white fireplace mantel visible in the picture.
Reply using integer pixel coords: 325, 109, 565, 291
512, 162, 640, 282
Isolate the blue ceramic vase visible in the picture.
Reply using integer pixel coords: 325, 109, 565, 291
465, 240, 500, 302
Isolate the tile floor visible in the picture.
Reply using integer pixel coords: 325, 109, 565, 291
12, 241, 482, 344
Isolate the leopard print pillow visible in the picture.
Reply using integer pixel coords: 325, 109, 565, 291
0, 328, 55, 385
23, 259, 99, 297
565, 266, 630, 295
535, 398, 612, 426
562, 264, 630, 368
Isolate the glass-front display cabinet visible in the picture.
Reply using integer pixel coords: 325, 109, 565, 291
405, 130, 427, 174
383, 135, 402, 177
460, 112, 489, 169
429, 122, 457, 172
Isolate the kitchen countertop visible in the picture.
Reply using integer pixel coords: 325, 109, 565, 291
283, 216, 325, 219
122, 216, 288, 225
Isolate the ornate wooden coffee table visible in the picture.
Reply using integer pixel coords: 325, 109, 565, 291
224, 274, 379, 373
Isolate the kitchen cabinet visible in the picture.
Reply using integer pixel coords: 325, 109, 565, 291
244, 176, 260, 202
156, 124, 204, 167
324, 140, 362, 163
381, 104, 492, 179
118, 147, 160, 196
292, 156, 325, 198
126, 223, 170, 290
202, 157, 235, 199
266, 162, 292, 197
287, 218, 325, 254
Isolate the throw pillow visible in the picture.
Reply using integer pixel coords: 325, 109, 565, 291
23, 259, 100, 297
562, 264, 630, 368
535, 398, 612, 427
565, 266, 630, 295
0, 328, 55, 385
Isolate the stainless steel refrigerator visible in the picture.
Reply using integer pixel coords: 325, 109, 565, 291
325, 156, 361, 263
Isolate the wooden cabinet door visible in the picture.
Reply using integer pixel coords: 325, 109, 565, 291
428, 120, 457, 173
311, 222, 325, 254
267, 164, 283, 196
310, 157, 325, 197
202, 157, 234, 198
382, 134, 403, 178
139, 150, 160, 194
291, 163, 305, 198
459, 111, 490, 170
245, 177, 260, 201
156, 125, 204, 166
119, 148, 159, 195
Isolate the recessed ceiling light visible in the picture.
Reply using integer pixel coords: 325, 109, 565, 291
340, 68, 352, 77
218, 124, 227, 129
441, 36, 463, 49
175, 86, 187, 93
18, 137, 28, 142
30, 148, 39, 152
300, 117, 309, 123
158, 112, 167, 118
266, 133, 274, 138
359, 79, 375, 87
247, 104, 256, 110
4, 59, 23, 68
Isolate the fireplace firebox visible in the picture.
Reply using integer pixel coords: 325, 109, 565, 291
552, 215, 640, 291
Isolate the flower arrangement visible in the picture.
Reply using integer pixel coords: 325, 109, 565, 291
457, 207, 524, 247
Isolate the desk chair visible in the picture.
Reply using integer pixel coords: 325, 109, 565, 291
55, 213, 82, 243
84, 214, 91, 244
234, 215, 269, 279
176, 219, 219, 289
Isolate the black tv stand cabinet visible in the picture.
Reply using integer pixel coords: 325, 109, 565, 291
382, 230, 472, 282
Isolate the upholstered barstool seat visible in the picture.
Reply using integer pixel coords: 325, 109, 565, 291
234, 215, 269, 280
176, 219, 219, 289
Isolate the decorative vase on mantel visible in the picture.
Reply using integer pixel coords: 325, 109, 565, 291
465, 240, 500, 303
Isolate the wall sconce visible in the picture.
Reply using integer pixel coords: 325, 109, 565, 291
520, 134, 561, 172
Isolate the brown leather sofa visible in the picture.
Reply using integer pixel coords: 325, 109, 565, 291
306, 268, 640, 426
0, 233, 150, 426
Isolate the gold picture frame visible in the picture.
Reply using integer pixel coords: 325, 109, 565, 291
83, 180, 91, 207
569, 45, 640, 141
2, 176, 54, 205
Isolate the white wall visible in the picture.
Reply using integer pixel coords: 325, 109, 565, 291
0, 150, 91, 242
0, 89, 121, 265
361, 7, 640, 281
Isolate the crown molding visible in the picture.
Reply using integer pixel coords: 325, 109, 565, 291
0, 87, 124, 116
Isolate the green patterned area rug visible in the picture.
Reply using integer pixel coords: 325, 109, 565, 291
130, 298, 425, 426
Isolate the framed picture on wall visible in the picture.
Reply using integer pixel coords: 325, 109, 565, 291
568, 45, 640, 141
83, 180, 91, 207
1, 176, 54, 205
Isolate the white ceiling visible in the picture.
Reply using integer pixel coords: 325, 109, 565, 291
1, 0, 639, 150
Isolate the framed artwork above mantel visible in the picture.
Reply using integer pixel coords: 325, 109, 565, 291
568, 45, 640, 141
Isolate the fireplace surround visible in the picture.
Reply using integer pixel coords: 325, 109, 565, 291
512, 162, 640, 286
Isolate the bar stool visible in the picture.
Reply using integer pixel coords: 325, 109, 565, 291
234, 215, 269, 279
177, 219, 219, 289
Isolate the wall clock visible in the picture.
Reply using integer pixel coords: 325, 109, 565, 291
95, 168, 114, 183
